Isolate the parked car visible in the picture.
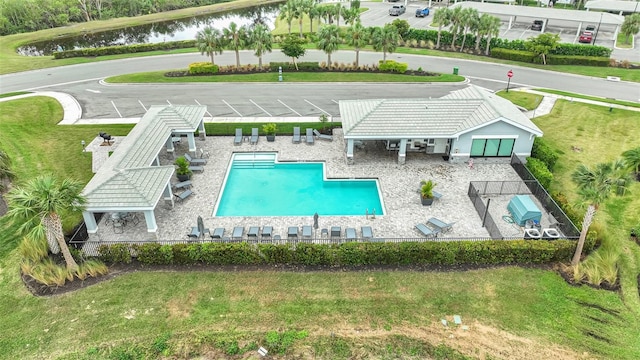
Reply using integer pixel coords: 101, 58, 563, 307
531, 20, 544, 31
415, 8, 430, 17
389, 5, 406, 16
579, 31, 593, 43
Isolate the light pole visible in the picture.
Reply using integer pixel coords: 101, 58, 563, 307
592, 12, 603, 45
81, 140, 86, 153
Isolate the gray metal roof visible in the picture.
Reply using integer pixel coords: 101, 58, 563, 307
451, 2, 625, 25
585, 0, 640, 13
83, 105, 206, 211
340, 85, 542, 139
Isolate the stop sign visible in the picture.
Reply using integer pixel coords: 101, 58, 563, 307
507, 70, 514, 78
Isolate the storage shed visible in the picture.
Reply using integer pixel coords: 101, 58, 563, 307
507, 195, 542, 226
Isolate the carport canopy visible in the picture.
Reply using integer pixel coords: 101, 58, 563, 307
585, 0, 640, 14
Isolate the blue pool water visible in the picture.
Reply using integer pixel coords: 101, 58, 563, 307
214, 153, 384, 217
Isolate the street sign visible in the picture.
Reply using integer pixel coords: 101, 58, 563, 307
507, 70, 513, 78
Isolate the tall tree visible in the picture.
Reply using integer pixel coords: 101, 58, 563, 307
316, 24, 341, 66
307, 1, 320, 33
621, 13, 640, 45
433, 7, 452, 50
344, 21, 369, 67
223, 22, 249, 68
250, 24, 273, 68
6, 175, 86, 271
279, 0, 296, 34
371, 24, 399, 61
281, 34, 307, 70
570, 161, 630, 266
459, 8, 479, 52
293, 0, 307, 38
448, 6, 464, 50
478, 14, 501, 55
195, 26, 225, 65
526, 33, 560, 65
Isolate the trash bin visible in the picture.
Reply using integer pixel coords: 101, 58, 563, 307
453, 67, 459, 75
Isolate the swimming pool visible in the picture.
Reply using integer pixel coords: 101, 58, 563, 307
214, 153, 384, 217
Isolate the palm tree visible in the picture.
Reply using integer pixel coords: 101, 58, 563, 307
223, 22, 249, 68
344, 21, 369, 67
335, 3, 343, 27
250, 24, 273, 68
293, 0, 307, 38
371, 24, 399, 62
343, 7, 360, 26
308, 2, 320, 33
316, 24, 341, 67
279, 0, 296, 34
6, 175, 86, 271
448, 6, 464, 51
459, 8, 479, 52
479, 14, 501, 55
526, 33, 560, 65
0, 149, 15, 192
570, 162, 630, 266
622, 147, 640, 179
433, 8, 451, 50
195, 26, 225, 65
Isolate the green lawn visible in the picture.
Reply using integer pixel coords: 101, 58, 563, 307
616, 32, 633, 49
496, 90, 543, 110
533, 88, 640, 108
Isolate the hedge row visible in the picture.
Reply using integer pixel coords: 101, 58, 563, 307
490, 48, 609, 66
97, 240, 579, 266
532, 138, 559, 172
188, 62, 219, 75
268, 62, 320, 71
52, 40, 196, 59
378, 59, 408, 73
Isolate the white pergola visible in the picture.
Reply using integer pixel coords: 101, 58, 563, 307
81, 105, 207, 235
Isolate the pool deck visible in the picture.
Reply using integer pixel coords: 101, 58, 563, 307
87, 129, 528, 243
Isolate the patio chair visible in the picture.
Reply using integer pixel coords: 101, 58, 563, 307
173, 180, 192, 190
313, 129, 333, 141
361, 226, 373, 239
184, 153, 207, 165
321, 228, 329, 238
415, 223, 439, 239
432, 191, 443, 201
330, 226, 341, 237
261, 226, 273, 241
288, 226, 299, 238
248, 226, 260, 238
292, 127, 301, 143
250, 128, 259, 144
210, 228, 225, 239
188, 165, 204, 173
122, 212, 140, 226
113, 219, 124, 234
188, 226, 207, 240
234, 128, 242, 145
302, 225, 312, 238
174, 189, 193, 202
232, 226, 244, 241
426, 217, 455, 233
305, 128, 314, 145
345, 227, 357, 241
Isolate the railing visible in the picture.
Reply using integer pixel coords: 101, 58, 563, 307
468, 184, 502, 239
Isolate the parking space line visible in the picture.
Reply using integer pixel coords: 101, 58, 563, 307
138, 100, 147, 112
222, 100, 243, 117
304, 99, 331, 116
250, 99, 272, 117
194, 99, 213, 117
331, 99, 339, 104
166, 100, 172, 106
277, 99, 302, 116
111, 101, 123, 118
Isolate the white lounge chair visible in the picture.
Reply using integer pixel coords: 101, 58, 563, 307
248, 226, 260, 238
250, 128, 258, 144
346, 228, 357, 241
313, 129, 333, 141
415, 223, 439, 238
292, 127, 301, 143
232, 226, 244, 241
288, 226, 298, 239
184, 153, 206, 165
426, 217, 454, 233
305, 128, 314, 145
302, 225, 312, 238
174, 189, 193, 202
210, 228, 225, 239
234, 128, 242, 145
361, 226, 373, 239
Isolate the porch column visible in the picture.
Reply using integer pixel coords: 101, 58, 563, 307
163, 184, 174, 208
143, 210, 158, 233
166, 136, 175, 154
198, 120, 207, 139
83, 211, 98, 234
398, 139, 407, 165
187, 133, 197, 153
346, 139, 354, 165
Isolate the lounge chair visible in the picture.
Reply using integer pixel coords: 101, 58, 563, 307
415, 223, 439, 238
292, 127, 301, 143
361, 226, 373, 239
210, 228, 225, 239
174, 189, 193, 202
188, 165, 204, 173
302, 225, 312, 238
305, 128, 314, 144
188, 226, 208, 239
330, 226, 341, 237
262, 226, 273, 240
184, 153, 207, 165
248, 226, 260, 237
288, 226, 298, 238
432, 191, 443, 201
173, 180, 192, 190
345, 227, 357, 241
234, 128, 242, 145
250, 128, 259, 144
232, 226, 244, 241
426, 217, 454, 233
321, 228, 329, 238
313, 129, 333, 141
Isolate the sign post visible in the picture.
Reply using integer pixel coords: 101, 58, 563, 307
506, 70, 513, 92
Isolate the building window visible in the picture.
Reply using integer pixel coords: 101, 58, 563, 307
470, 138, 515, 157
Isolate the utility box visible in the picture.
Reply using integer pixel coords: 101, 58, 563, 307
507, 195, 542, 226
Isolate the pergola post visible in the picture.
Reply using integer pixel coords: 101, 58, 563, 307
398, 139, 407, 165
186, 133, 197, 154
346, 139, 354, 165
83, 211, 98, 234
166, 136, 175, 154
143, 210, 158, 233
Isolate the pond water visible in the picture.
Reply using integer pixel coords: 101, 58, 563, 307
18, 3, 281, 56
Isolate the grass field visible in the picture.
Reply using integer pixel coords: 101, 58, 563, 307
1, 93, 640, 358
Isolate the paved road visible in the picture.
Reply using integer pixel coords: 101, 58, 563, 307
0, 50, 638, 119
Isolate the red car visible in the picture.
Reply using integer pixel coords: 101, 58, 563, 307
579, 31, 593, 43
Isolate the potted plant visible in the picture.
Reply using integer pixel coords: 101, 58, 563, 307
174, 156, 192, 181
262, 123, 277, 142
420, 179, 437, 206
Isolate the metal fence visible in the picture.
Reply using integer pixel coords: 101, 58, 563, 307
467, 184, 502, 239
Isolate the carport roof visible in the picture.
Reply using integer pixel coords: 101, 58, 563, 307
585, 0, 640, 13
339, 85, 542, 139
451, 2, 624, 25
82, 105, 206, 211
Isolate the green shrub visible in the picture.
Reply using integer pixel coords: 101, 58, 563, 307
490, 48, 536, 62
188, 62, 219, 75
133, 243, 163, 265
98, 244, 132, 264
268, 62, 320, 71
531, 138, 559, 171
378, 59, 408, 73
52, 40, 196, 59
525, 157, 553, 188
